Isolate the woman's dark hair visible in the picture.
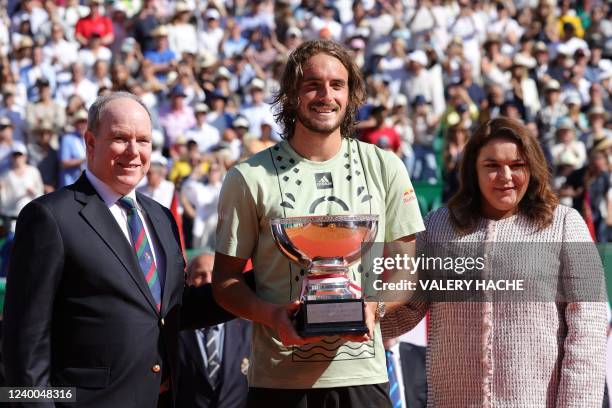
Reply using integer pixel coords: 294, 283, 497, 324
448, 117, 558, 234
271, 40, 366, 139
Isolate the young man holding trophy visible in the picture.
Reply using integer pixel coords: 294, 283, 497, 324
212, 40, 424, 407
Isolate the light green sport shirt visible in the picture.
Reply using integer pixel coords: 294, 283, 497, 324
216, 138, 424, 388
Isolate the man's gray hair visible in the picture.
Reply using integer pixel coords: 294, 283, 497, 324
87, 91, 152, 134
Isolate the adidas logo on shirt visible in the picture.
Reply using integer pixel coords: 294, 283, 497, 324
315, 172, 333, 189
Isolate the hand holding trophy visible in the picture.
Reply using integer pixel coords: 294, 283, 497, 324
270, 214, 378, 337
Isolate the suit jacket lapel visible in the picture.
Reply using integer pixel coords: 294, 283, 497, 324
74, 175, 159, 314
136, 193, 177, 315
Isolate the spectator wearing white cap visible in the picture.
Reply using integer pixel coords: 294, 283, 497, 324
239, 77, 279, 140
167, 2, 198, 57
509, 54, 540, 120
563, 94, 589, 135
403, 49, 445, 117
137, 155, 175, 209
552, 117, 587, 169
185, 102, 221, 153
0, 142, 43, 232
199, 8, 225, 58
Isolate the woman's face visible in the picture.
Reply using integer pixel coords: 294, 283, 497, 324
477, 138, 530, 219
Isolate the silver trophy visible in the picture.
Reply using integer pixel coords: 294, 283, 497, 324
270, 214, 378, 336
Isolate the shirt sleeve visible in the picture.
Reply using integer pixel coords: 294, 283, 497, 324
215, 167, 259, 260
383, 150, 425, 242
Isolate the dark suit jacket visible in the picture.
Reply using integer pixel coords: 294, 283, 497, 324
399, 342, 427, 408
2, 174, 234, 407
176, 319, 252, 408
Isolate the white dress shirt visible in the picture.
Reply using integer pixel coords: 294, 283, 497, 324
85, 170, 166, 288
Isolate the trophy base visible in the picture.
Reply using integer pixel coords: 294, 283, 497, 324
295, 298, 368, 337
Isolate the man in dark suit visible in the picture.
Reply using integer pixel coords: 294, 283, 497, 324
2, 92, 233, 407
177, 253, 251, 408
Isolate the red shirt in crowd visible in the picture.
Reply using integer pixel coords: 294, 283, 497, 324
360, 127, 402, 152
75, 14, 114, 41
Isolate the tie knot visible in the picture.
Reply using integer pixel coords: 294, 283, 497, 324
118, 196, 137, 213
385, 350, 393, 358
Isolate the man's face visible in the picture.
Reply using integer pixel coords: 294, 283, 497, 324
188, 255, 214, 287
85, 98, 152, 195
295, 53, 349, 136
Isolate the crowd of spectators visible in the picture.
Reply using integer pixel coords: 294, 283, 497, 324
0, 0, 611, 248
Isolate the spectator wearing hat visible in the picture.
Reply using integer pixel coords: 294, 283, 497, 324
158, 85, 196, 148
536, 79, 569, 147
19, 45, 57, 102
532, 41, 551, 83
581, 106, 612, 151
144, 25, 178, 82
222, 19, 249, 60
25, 77, 66, 138
27, 120, 59, 193
74, 0, 114, 47
185, 102, 221, 153
552, 117, 587, 170
137, 155, 174, 209
509, 53, 540, 120
199, 8, 224, 58
0, 142, 43, 232
56, 62, 98, 108
239, 77, 278, 140
167, 3, 198, 57
563, 93, 589, 135
404, 49, 445, 117
0, 86, 27, 145
283, 26, 303, 52
173, 63, 205, 106
58, 109, 88, 187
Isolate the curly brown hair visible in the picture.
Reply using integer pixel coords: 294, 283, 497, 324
271, 40, 366, 140
448, 117, 558, 234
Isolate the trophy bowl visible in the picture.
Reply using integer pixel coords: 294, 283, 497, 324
270, 214, 378, 337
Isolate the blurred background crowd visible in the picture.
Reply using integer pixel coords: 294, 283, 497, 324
0, 0, 610, 254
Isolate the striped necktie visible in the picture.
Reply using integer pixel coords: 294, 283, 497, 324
203, 326, 221, 389
386, 349, 402, 408
117, 196, 162, 311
